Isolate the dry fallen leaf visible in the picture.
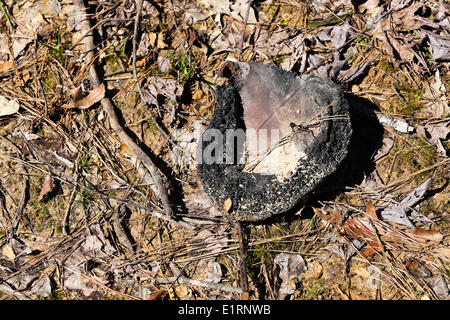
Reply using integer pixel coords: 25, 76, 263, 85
425, 123, 450, 156
0, 60, 13, 72
274, 253, 306, 299
198, 0, 257, 23
423, 70, 448, 117
354, 0, 380, 13
365, 201, 378, 219
27, 275, 52, 298
313, 207, 343, 227
174, 285, 191, 299
405, 259, 432, 278
372, 3, 430, 71
315, 204, 423, 257
426, 32, 450, 61
381, 177, 434, 228
145, 289, 169, 300
223, 197, 232, 213
192, 89, 204, 101
2, 244, 16, 261
204, 260, 222, 283
142, 77, 183, 109
0, 96, 20, 116
38, 173, 54, 202
410, 227, 443, 243
62, 83, 105, 109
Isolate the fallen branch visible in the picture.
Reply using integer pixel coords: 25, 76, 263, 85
72, 0, 175, 220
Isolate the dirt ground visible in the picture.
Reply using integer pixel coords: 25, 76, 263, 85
0, 0, 448, 300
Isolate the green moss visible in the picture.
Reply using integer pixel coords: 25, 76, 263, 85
278, 17, 289, 27
105, 50, 122, 73
31, 200, 50, 221
298, 280, 329, 300
267, 5, 280, 22
375, 59, 425, 115
272, 55, 285, 67
246, 226, 289, 278
147, 120, 159, 135
42, 66, 59, 93
377, 59, 397, 73
391, 137, 437, 183
393, 83, 423, 115
30, 199, 65, 234
45, 289, 77, 300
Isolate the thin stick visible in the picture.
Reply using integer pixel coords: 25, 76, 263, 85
38, 79, 48, 117
62, 162, 79, 237
234, 221, 249, 297
72, 0, 175, 220
238, 0, 253, 61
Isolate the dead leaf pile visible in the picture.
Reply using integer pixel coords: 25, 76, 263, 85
372, 1, 450, 72
314, 200, 444, 257
142, 77, 184, 112
380, 177, 434, 227
417, 120, 450, 156
273, 253, 306, 299
197, 0, 257, 24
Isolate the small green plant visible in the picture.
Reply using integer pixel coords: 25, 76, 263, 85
79, 152, 91, 172
168, 48, 195, 83
310, 215, 316, 230
119, 36, 130, 60
439, 262, 450, 278
423, 46, 432, 60
76, 189, 93, 204
44, 32, 65, 63
0, 3, 13, 29
279, 17, 289, 27
358, 37, 369, 46
31, 200, 50, 221
272, 54, 285, 67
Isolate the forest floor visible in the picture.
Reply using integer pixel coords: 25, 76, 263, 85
0, 0, 448, 300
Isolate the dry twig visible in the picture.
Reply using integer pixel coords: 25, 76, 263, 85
72, 0, 177, 223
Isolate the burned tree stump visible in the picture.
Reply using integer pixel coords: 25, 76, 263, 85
197, 62, 352, 221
